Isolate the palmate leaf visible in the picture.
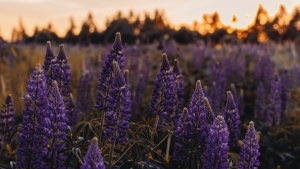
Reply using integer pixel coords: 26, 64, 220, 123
73, 113, 101, 139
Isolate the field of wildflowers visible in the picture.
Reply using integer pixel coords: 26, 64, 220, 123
0, 32, 300, 169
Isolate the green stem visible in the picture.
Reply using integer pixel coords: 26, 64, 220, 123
151, 114, 159, 145
164, 133, 172, 161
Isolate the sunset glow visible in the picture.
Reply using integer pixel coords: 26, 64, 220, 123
0, 0, 299, 41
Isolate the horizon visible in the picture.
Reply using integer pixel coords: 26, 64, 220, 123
0, 0, 299, 41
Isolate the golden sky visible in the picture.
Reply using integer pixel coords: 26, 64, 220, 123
0, 0, 299, 40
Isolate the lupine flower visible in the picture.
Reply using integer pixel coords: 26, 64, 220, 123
48, 81, 68, 168
0, 95, 15, 144
67, 94, 77, 128
96, 32, 124, 114
209, 82, 219, 113
238, 121, 260, 169
280, 69, 290, 117
172, 107, 193, 164
76, 70, 91, 115
51, 44, 71, 98
238, 89, 245, 116
254, 82, 265, 120
81, 137, 105, 169
104, 62, 131, 143
188, 80, 206, 146
50, 44, 72, 127
43, 41, 55, 85
169, 59, 184, 125
123, 70, 129, 85
224, 91, 240, 147
17, 64, 52, 169
202, 115, 229, 169
265, 75, 282, 126
199, 97, 216, 146
150, 54, 174, 119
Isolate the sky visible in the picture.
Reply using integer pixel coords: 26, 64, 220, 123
0, 0, 299, 41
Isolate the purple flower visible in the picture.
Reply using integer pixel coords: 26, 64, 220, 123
43, 41, 55, 85
254, 82, 265, 120
76, 70, 91, 116
48, 81, 68, 168
280, 69, 290, 117
67, 94, 78, 129
104, 62, 131, 143
169, 59, 184, 125
81, 137, 106, 169
96, 32, 125, 113
0, 95, 15, 143
188, 80, 206, 146
224, 91, 241, 147
150, 54, 174, 118
265, 75, 282, 126
17, 64, 52, 169
238, 121, 260, 169
202, 115, 229, 169
172, 107, 193, 164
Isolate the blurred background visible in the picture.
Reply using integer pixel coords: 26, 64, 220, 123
0, 0, 299, 44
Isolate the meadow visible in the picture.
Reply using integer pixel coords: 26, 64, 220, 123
0, 33, 300, 169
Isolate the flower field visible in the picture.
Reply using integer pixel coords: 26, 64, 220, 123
0, 33, 300, 169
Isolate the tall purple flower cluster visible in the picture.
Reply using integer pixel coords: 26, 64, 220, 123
17, 64, 52, 169
265, 75, 282, 126
67, 94, 77, 128
76, 70, 91, 115
170, 59, 184, 125
200, 98, 216, 140
172, 107, 193, 164
43, 41, 55, 85
224, 91, 240, 148
150, 54, 174, 119
238, 121, 260, 169
50, 45, 73, 127
280, 69, 290, 117
254, 82, 266, 120
104, 62, 131, 143
96, 32, 125, 112
202, 115, 229, 169
253, 53, 274, 88
48, 81, 68, 168
81, 137, 106, 169
0, 95, 15, 143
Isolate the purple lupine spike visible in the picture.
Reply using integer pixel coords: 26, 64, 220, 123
0, 95, 15, 143
280, 69, 290, 117
202, 115, 229, 169
52, 44, 71, 97
67, 94, 77, 128
238, 121, 260, 169
199, 98, 216, 147
170, 59, 184, 125
224, 91, 240, 148
188, 80, 206, 146
48, 81, 68, 168
150, 53, 174, 118
238, 89, 245, 116
172, 107, 193, 163
254, 82, 265, 120
17, 64, 52, 169
132, 75, 146, 114
265, 75, 282, 126
104, 61, 131, 143
76, 70, 91, 116
43, 41, 55, 84
96, 32, 124, 112
81, 137, 105, 169
193, 44, 205, 71
209, 82, 220, 114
